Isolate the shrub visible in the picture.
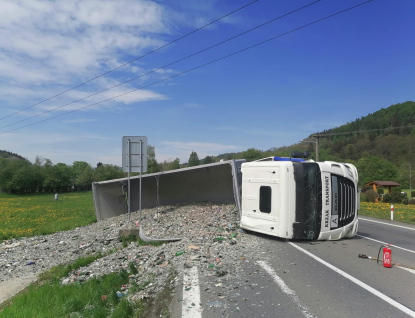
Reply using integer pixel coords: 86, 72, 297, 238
383, 191, 404, 203
409, 199, 415, 205
377, 188, 384, 195
360, 193, 366, 202
364, 189, 378, 203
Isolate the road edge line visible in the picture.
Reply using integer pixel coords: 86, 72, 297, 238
359, 217, 415, 231
289, 242, 415, 317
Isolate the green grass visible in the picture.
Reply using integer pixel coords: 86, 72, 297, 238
0, 252, 152, 318
359, 202, 415, 224
0, 270, 137, 318
0, 191, 96, 240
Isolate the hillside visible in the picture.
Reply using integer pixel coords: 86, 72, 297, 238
0, 150, 26, 161
217, 101, 415, 188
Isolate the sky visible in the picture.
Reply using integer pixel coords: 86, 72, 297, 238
0, 0, 414, 167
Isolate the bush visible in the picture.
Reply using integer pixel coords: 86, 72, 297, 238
408, 199, 415, 205
377, 188, 384, 195
383, 191, 404, 203
365, 189, 378, 203
360, 193, 366, 202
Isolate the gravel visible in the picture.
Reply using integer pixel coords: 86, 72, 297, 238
0, 202, 262, 309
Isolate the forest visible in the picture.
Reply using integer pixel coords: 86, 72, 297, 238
216, 101, 415, 189
1, 101, 414, 193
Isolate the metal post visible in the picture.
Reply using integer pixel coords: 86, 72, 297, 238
128, 139, 131, 224
139, 140, 143, 224
315, 137, 319, 162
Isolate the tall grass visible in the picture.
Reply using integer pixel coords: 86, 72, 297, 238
0, 270, 137, 318
359, 202, 415, 224
0, 191, 96, 240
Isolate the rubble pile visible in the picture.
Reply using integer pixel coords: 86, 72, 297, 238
0, 202, 261, 307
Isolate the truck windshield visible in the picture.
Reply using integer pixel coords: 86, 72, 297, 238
293, 162, 322, 240
302, 163, 322, 239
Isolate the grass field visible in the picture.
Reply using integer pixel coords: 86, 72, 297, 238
0, 191, 96, 241
359, 201, 415, 224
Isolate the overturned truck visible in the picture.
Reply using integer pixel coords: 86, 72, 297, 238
93, 156, 359, 240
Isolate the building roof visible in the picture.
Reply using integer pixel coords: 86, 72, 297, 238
365, 181, 401, 187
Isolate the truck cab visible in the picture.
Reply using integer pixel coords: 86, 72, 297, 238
239, 156, 359, 240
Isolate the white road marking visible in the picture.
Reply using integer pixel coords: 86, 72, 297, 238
257, 260, 314, 318
289, 242, 415, 317
182, 266, 203, 318
356, 234, 415, 255
359, 217, 415, 231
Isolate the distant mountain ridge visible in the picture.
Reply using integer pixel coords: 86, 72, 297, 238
0, 150, 26, 161
317, 101, 415, 137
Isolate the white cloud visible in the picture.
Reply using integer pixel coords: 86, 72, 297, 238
0, 0, 172, 116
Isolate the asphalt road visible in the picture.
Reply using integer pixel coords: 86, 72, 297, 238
175, 217, 415, 318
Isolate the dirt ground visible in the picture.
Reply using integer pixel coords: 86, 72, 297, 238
0, 274, 37, 306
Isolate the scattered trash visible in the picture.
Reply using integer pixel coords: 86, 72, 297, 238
188, 244, 200, 250
0, 202, 260, 308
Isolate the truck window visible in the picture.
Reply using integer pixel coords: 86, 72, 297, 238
259, 186, 272, 213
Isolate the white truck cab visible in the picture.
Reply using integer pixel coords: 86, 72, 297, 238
240, 155, 359, 240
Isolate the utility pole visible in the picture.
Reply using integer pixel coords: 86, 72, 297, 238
301, 136, 320, 161
315, 136, 320, 162
409, 164, 412, 197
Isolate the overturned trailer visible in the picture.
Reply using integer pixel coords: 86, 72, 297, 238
93, 155, 359, 240
92, 160, 245, 222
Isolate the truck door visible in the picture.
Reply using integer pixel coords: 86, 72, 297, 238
243, 181, 279, 223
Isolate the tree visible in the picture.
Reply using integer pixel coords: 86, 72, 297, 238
9, 165, 34, 193
52, 163, 73, 192
94, 164, 125, 182
241, 148, 263, 161
201, 156, 215, 164
72, 161, 93, 190
188, 151, 200, 167
171, 158, 180, 170
356, 156, 397, 186
146, 145, 160, 173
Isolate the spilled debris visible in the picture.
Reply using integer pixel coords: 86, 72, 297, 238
0, 202, 262, 312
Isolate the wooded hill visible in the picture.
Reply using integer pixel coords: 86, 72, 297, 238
218, 101, 415, 188
0, 150, 26, 161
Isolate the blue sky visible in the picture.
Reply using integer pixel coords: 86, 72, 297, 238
0, 0, 414, 166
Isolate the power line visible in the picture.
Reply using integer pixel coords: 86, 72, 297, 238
0, 0, 322, 130
313, 124, 415, 138
1, 0, 375, 135
0, 0, 261, 122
